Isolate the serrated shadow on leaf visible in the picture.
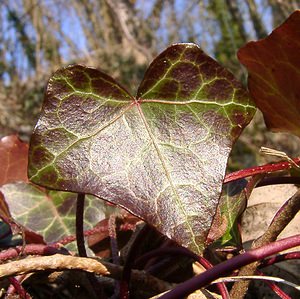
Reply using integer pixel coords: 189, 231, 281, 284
29, 43, 255, 254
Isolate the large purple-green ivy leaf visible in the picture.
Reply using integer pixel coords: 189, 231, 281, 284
0, 182, 112, 243
28, 43, 255, 254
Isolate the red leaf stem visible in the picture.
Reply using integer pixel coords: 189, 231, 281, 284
134, 246, 229, 299
8, 276, 31, 299
159, 234, 300, 299
0, 244, 68, 262
260, 251, 300, 268
256, 269, 291, 299
224, 158, 300, 184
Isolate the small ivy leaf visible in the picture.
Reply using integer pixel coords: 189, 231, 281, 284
0, 135, 111, 244
28, 43, 255, 254
209, 175, 262, 246
0, 190, 45, 245
238, 10, 300, 137
0, 137, 45, 244
0, 135, 29, 185
0, 182, 110, 243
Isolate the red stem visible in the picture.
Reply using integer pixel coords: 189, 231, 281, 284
135, 246, 229, 299
7, 276, 31, 299
224, 158, 300, 184
256, 269, 291, 299
0, 244, 68, 261
260, 251, 300, 268
159, 235, 300, 299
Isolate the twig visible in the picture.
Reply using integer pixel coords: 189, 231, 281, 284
121, 224, 152, 299
260, 251, 300, 267
108, 214, 120, 298
0, 244, 69, 261
135, 246, 229, 299
7, 276, 31, 299
224, 158, 300, 184
230, 188, 300, 298
0, 254, 109, 279
255, 269, 292, 299
76, 193, 87, 257
260, 147, 300, 170
213, 274, 297, 298
158, 235, 300, 299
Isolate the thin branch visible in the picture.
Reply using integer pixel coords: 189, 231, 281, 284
260, 251, 300, 268
213, 274, 298, 297
0, 254, 109, 279
0, 244, 69, 261
8, 276, 31, 299
121, 224, 152, 299
224, 158, 300, 184
230, 188, 300, 298
158, 235, 300, 299
76, 193, 87, 257
108, 214, 120, 298
135, 246, 229, 299
0, 244, 173, 295
255, 269, 292, 299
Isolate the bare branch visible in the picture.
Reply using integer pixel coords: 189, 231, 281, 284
0, 254, 109, 279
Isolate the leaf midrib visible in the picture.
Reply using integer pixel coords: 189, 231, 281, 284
136, 101, 200, 252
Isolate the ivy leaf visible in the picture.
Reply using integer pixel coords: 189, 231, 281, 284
0, 135, 111, 244
0, 135, 29, 185
238, 10, 300, 137
28, 43, 255, 254
217, 180, 247, 246
0, 182, 110, 243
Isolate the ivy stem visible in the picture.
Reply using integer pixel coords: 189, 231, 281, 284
76, 193, 104, 298
7, 276, 31, 299
0, 244, 69, 261
230, 188, 300, 298
158, 235, 300, 299
224, 158, 300, 184
255, 269, 291, 299
135, 246, 229, 299
121, 224, 152, 299
256, 176, 300, 187
76, 193, 87, 257
260, 251, 300, 268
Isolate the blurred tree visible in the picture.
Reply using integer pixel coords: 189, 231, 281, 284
0, 0, 299, 141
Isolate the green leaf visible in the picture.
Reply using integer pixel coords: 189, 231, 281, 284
28, 43, 255, 254
218, 181, 247, 246
0, 182, 110, 243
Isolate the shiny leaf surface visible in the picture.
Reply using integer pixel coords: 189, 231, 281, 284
29, 43, 255, 254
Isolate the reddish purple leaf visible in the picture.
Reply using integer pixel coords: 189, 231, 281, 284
0, 135, 29, 186
238, 10, 300, 136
